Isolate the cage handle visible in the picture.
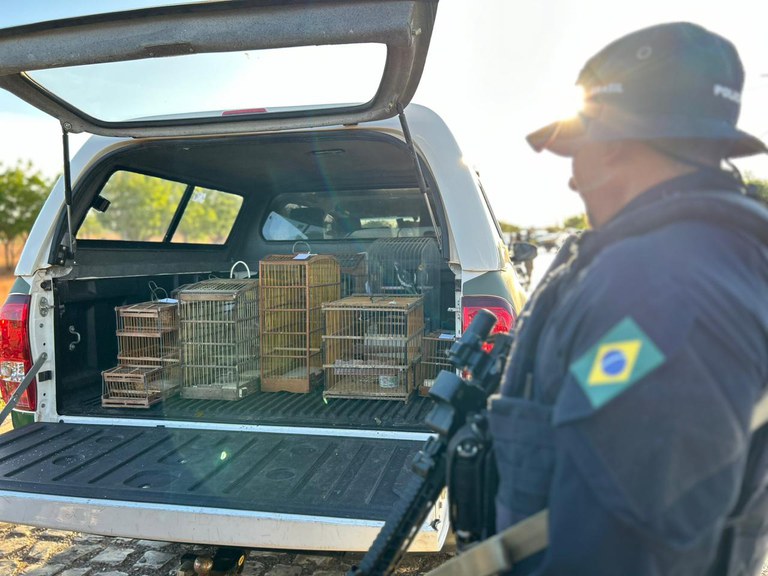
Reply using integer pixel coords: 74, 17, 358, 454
148, 281, 169, 301
292, 241, 312, 255
230, 260, 252, 279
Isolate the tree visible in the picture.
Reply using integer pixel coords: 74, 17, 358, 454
77, 171, 243, 244
745, 174, 768, 205
78, 172, 185, 241
0, 162, 50, 270
499, 221, 522, 234
562, 213, 589, 230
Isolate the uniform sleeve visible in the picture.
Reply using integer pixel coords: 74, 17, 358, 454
533, 235, 766, 576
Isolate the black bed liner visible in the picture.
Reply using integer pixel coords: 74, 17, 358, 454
0, 422, 425, 521
59, 388, 434, 432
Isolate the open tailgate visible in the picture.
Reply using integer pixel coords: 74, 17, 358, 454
0, 422, 425, 520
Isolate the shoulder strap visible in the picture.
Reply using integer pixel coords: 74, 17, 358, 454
425, 510, 548, 576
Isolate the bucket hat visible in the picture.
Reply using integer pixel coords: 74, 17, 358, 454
527, 22, 767, 158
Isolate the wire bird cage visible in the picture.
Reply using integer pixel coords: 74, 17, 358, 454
102, 365, 180, 408
177, 278, 259, 401
322, 295, 424, 402
102, 301, 181, 408
259, 254, 340, 393
366, 237, 442, 331
418, 331, 455, 397
335, 252, 368, 297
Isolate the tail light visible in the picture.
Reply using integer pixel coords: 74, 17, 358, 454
0, 294, 36, 412
461, 295, 516, 341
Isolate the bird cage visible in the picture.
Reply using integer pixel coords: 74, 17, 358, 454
418, 331, 455, 397
367, 237, 442, 331
102, 364, 180, 408
335, 252, 368, 297
259, 254, 340, 393
177, 278, 259, 401
115, 301, 180, 367
322, 295, 424, 402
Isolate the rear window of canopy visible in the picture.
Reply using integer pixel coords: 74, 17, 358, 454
26, 44, 386, 124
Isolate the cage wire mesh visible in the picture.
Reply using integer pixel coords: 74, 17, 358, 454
259, 254, 340, 393
177, 278, 259, 400
367, 237, 442, 331
418, 330, 455, 397
103, 301, 181, 408
322, 295, 424, 402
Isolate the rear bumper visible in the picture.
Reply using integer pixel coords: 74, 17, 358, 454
0, 490, 449, 551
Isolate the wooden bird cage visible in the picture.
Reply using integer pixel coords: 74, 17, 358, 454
259, 254, 340, 393
418, 330, 455, 397
177, 278, 259, 401
102, 364, 180, 408
322, 295, 424, 402
115, 301, 180, 367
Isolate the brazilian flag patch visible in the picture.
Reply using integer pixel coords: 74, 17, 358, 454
569, 317, 665, 409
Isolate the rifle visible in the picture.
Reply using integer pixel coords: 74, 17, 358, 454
348, 309, 513, 576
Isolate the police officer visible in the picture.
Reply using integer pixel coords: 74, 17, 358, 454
489, 22, 768, 575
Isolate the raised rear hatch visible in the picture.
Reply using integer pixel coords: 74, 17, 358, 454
0, 0, 438, 137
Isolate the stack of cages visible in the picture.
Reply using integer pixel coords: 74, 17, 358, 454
336, 252, 368, 297
367, 237, 442, 332
418, 331, 456, 397
322, 295, 424, 402
259, 254, 340, 393
177, 278, 259, 401
102, 301, 180, 408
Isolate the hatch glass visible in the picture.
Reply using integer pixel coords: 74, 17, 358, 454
26, 44, 386, 123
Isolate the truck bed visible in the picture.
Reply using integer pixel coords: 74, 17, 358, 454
0, 422, 426, 521
58, 388, 434, 431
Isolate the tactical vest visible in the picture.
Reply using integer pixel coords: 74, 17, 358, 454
489, 188, 768, 575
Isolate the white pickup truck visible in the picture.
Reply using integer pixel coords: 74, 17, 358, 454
0, 0, 526, 553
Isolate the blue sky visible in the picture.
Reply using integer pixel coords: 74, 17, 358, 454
1, 0, 767, 226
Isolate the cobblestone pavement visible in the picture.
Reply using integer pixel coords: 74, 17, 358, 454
0, 522, 453, 576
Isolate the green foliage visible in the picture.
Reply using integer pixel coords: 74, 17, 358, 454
173, 188, 242, 244
562, 213, 589, 230
78, 172, 242, 244
79, 172, 185, 241
745, 174, 768, 205
499, 221, 522, 234
0, 161, 50, 269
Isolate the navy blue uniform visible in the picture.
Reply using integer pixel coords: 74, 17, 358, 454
490, 171, 768, 575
